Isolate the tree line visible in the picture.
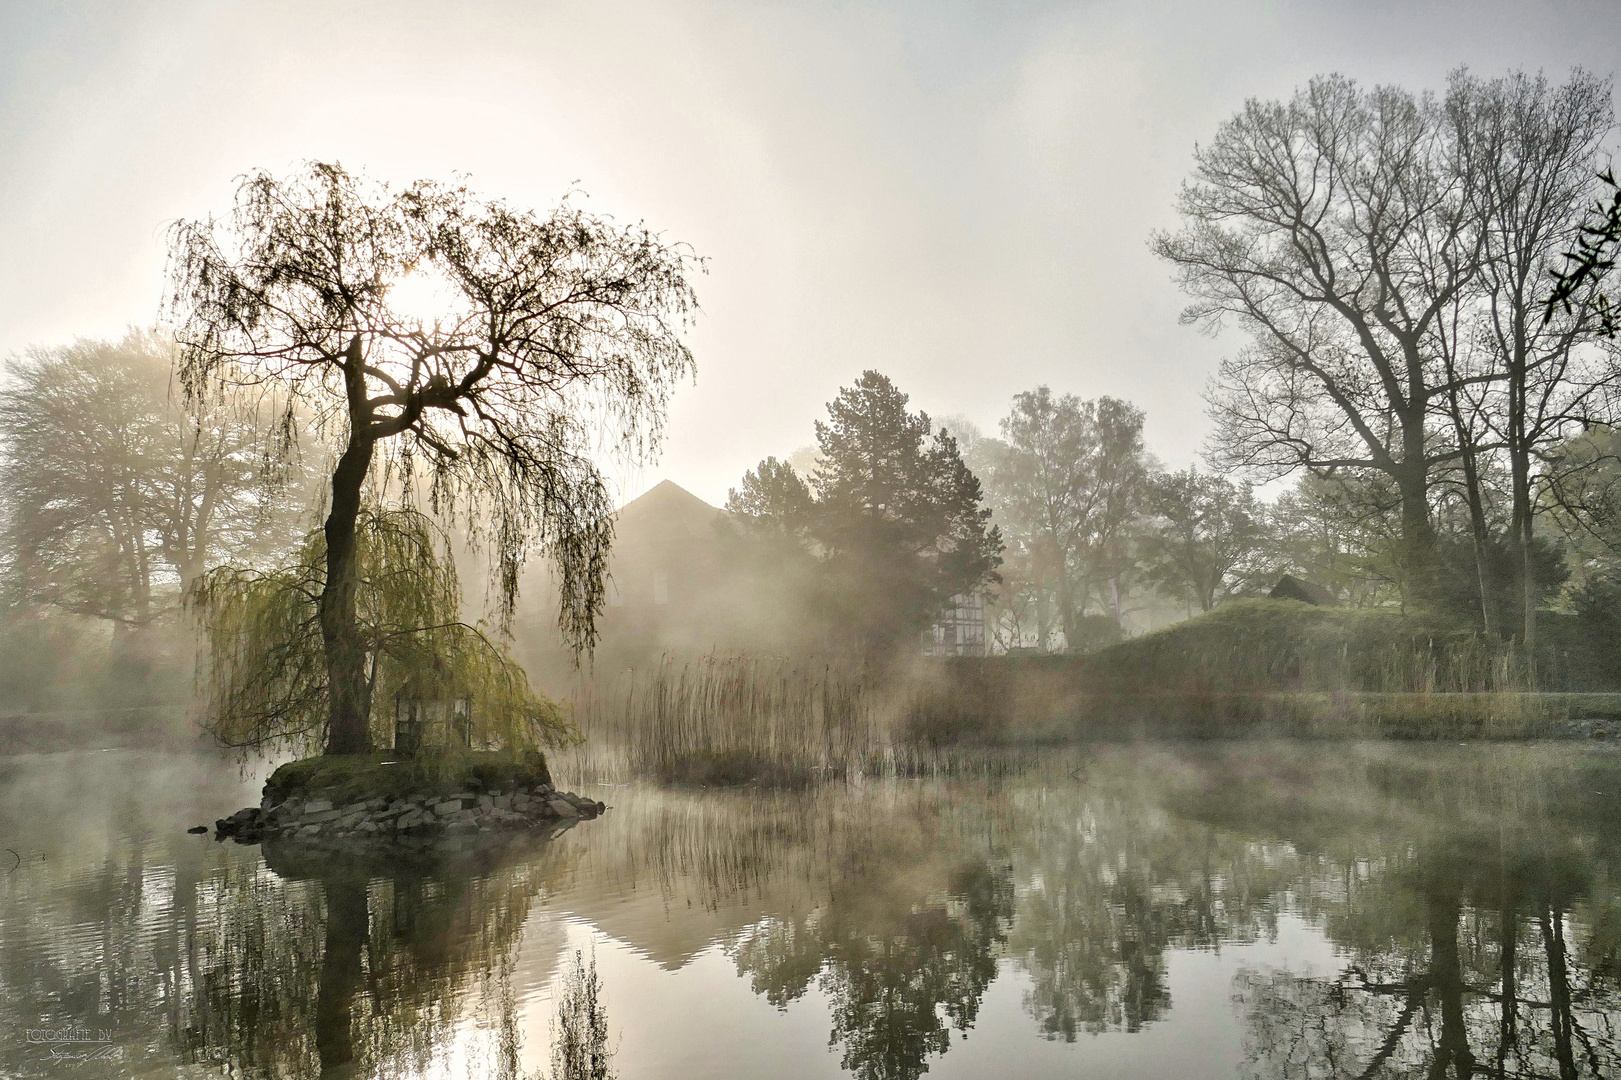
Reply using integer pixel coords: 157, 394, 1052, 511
3, 67, 1620, 736
1156, 68, 1621, 650
720, 69, 1621, 660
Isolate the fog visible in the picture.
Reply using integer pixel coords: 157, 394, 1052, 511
5, 1, 1620, 506
5, 10, 1621, 1077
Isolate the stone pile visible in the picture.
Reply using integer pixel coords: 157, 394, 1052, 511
214, 784, 605, 843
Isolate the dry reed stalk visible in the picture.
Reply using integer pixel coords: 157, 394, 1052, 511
550, 655, 884, 785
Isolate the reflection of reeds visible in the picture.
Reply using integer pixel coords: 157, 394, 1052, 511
542, 948, 614, 1080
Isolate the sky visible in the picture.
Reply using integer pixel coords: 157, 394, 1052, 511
2, 0, 1619, 507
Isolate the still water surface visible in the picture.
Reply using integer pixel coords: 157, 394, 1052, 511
1, 743, 1617, 1079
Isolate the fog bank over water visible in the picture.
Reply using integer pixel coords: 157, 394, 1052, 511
4, 1, 1618, 504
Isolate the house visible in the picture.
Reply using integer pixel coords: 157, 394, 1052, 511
519, 479, 989, 672
1269, 574, 1338, 606
596, 480, 738, 656
923, 593, 987, 657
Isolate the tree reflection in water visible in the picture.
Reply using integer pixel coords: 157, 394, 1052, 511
1200, 750, 1621, 1080
732, 859, 1012, 1080
179, 831, 578, 1079
2, 746, 1619, 1080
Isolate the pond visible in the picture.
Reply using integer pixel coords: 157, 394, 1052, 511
1, 743, 1618, 1079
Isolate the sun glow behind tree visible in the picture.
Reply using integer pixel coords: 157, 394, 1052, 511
166, 162, 700, 754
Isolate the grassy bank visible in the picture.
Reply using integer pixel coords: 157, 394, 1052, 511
902, 599, 1621, 744
1082, 599, 1540, 693
554, 602, 1621, 786
263, 749, 554, 806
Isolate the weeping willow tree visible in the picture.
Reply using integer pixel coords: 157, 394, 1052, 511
166, 162, 699, 754
190, 507, 576, 755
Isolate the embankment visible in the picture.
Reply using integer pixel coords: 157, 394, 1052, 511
901, 600, 1621, 744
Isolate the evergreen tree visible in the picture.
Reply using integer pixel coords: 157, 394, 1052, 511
728, 372, 1001, 657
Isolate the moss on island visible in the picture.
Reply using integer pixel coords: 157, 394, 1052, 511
211, 749, 601, 843
263, 749, 555, 808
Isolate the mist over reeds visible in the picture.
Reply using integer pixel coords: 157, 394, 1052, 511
547, 610, 1621, 789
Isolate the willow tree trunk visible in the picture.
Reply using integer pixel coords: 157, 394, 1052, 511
322, 350, 377, 756
315, 875, 370, 1074
1426, 885, 1476, 1080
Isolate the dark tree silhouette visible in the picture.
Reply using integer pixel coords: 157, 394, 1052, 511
728, 372, 1001, 657
166, 163, 699, 754
1154, 76, 1484, 607
810, 372, 1002, 655
1548, 167, 1621, 338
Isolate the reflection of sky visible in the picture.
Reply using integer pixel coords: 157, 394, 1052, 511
3, 2, 1618, 505
501, 913, 1341, 1080
4, 746, 1618, 1080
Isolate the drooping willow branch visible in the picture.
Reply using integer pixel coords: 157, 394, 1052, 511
189, 507, 578, 755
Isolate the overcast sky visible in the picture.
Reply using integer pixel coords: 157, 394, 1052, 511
3, 0, 1618, 506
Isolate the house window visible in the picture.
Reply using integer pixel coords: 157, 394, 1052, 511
652, 570, 669, 605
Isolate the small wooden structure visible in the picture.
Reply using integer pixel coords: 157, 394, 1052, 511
393, 696, 472, 756
1269, 574, 1338, 606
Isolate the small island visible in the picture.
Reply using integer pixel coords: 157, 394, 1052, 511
213, 750, 605, 844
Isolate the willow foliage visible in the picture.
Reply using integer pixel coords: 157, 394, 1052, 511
191, 507, 575, 755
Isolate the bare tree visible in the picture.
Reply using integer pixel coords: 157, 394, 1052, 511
1448, 69, 1617, 648
987, 388, 1146, 648
1155, 75, 1486, 606
166, 163, 699, 754
0, 329, 289, 629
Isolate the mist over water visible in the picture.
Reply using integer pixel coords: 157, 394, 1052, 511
2, 743, 1617, 1080
3, 6, 1621, 1080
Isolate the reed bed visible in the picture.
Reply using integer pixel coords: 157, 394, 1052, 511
547, 608, 1620, 789
553, 655, 884, 787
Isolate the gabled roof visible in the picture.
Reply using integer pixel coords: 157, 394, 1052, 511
1269, 573, 1338, 606
614, 480, 726, 541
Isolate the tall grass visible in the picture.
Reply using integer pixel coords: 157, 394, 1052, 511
548, 605, 1619, 788
548, 654, 1040, 787
554, 655, 881, 786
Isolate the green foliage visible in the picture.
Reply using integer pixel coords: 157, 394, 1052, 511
1435, 530, 1566, 631
1548, 167, 1620, 337
1137, 468, 1265, 611
1266, 472, 1404, 606
813, 372, 1002, 651
728, 372, 1001, 656
191, 507, 575, 755
262, 749, 553, 806
726, 456, 814, 537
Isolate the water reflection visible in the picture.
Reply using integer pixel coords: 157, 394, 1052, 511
1198, 759, 1621, 1080
182, 834, 579, 1078
733, 858, 1012, 1080
0, 745, 1618, 1079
